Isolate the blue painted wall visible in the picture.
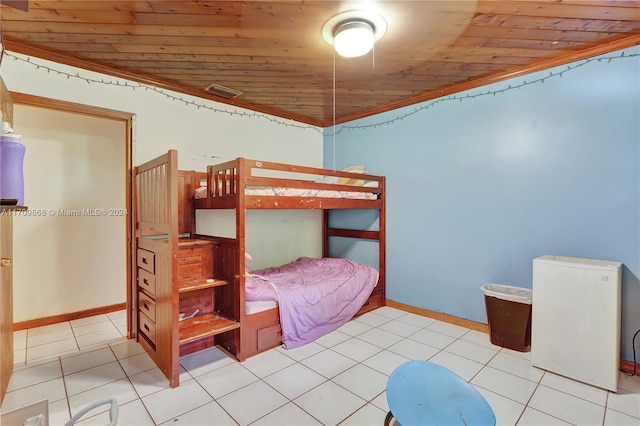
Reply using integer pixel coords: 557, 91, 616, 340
324, 47, 640, 362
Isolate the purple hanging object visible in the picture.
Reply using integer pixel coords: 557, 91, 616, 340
0, 131, 25, 206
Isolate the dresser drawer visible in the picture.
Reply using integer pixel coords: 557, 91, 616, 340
139, 312, 156, 345
138, 291, 156, 322
177, 244, 213, 284
356, 291, 383, 316
137, 248, 155, 273
138, 268, 156, 296
178, 264, 205, 283
257, 324, 282, 352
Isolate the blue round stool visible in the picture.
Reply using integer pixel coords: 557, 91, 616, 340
385, 361, 496, 426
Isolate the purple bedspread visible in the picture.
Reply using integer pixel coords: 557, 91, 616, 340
246, 257, 378, 349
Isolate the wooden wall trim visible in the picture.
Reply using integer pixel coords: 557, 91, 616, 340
14, 303, 126, 331
620, 360, 640, 376
327, 34, 640, 126
9, 91, 134, 122
5, 40, 317, 126
386, 299, 489, 333
6, 31, 640, 128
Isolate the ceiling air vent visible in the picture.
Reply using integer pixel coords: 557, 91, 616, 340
204, 82, 243, 99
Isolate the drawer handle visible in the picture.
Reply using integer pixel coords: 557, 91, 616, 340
142, 258, 148, 264
144, 324, 150, 332
143, 278, 149, 285
143, 302, 149, 310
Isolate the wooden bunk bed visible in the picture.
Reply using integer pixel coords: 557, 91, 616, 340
132, 150, 385, 388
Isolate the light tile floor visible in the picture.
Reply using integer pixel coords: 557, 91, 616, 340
1, 307, 639, 425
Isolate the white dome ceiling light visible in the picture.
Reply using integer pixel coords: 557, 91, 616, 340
322, 10, 387, 58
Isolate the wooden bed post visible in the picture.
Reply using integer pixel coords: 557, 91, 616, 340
379, 176, 386, 306
167, 150, 180, 386
130, 166, 139, 341
322, 210, 330, 258
236, 158, 248, 361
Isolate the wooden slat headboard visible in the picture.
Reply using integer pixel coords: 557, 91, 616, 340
135, 151, 173, 234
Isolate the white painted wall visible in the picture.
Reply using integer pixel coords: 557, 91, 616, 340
1, 52, 323, 319
12, 105, 126, 322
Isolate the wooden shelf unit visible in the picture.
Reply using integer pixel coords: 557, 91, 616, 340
179, 313, 241, 345
135, 233, 239, 387
179, 279, 228, 293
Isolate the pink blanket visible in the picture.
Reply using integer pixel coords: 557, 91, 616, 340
246, 257, 378, 349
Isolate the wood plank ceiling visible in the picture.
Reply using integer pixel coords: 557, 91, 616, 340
1, 1, 639, 127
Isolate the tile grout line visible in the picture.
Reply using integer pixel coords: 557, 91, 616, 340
110, 342, 157, 426
9, 309, 640, 425
59, 355, 73, 422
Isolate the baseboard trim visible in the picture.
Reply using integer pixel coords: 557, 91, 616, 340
13, 303, 126, 331
386, 299, 489, 333
620, 359, 640, 376
387, 300, 640, 377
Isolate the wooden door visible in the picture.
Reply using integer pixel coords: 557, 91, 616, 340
0, 75, 13, 125
0, 214, 13, 405
1, 74, 15, 406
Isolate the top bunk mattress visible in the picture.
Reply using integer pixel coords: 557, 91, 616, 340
194, 185, 378, 200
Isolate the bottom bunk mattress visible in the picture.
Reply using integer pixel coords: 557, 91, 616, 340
245, 300, 277, 315
246, 256, 378, 349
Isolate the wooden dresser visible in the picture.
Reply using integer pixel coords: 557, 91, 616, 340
135, 237, 239, 387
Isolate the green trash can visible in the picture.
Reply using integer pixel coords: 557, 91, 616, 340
480, 283, 532, 352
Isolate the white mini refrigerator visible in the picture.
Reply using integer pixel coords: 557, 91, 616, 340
531, 255, 622, 392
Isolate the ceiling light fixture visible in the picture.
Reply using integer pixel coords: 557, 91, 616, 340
333, 20, 374, 58
322, 10, 387, 58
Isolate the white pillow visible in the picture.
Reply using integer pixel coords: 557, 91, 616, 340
315, 176, 339, 184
